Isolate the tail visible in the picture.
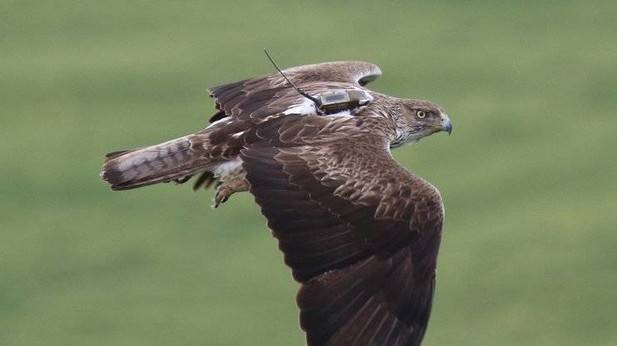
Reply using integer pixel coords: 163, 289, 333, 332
101, 135, 210, 190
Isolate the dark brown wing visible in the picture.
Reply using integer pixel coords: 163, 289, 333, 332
208, 61, 382, 123
241, 115, 444, 346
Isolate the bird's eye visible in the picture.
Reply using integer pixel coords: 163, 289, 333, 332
416, 110, 426, 119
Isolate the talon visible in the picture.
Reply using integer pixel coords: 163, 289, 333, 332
214, 188, 231, 208
211, 175, 248, 209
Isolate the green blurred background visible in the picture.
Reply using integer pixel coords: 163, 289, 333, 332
2, 1, 616, 345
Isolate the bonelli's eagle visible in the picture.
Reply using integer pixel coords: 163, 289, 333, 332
101, 60, 452, 346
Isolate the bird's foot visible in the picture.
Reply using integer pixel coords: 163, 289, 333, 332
213, 186, 232, 208
212, 177, 248, 208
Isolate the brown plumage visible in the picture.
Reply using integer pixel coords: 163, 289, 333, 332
100, 60, 453, 346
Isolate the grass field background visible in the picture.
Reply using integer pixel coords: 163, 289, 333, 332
2, 1, 616, 345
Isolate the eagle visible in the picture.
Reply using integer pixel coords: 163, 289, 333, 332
101, 60, 452, 346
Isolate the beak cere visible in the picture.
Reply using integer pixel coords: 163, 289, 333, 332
441, 116, 453, 135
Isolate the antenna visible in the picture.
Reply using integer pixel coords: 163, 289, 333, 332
263, 49, 322, 110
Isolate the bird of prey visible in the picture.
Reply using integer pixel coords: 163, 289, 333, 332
101, 59, 452, 346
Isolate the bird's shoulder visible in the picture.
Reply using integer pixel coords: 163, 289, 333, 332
242, 113, 444, 234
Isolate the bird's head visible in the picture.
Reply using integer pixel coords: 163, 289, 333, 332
389, 99, 452, 147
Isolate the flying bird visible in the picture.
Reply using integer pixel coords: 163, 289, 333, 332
101, 59, 452, 346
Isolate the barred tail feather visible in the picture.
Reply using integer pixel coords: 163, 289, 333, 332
101, 135, 209, 190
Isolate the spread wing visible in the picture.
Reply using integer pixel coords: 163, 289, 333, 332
208, 61, 382, 123
241, 115, 444, 346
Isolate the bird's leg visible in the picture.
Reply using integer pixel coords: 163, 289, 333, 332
213, 173, 248, 208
